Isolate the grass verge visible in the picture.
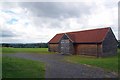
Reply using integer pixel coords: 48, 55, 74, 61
64, 49, 119, 73
2, 56, 45, 78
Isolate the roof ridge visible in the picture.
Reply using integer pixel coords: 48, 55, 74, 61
56, 27, 110, 34
66, 27, 110, 34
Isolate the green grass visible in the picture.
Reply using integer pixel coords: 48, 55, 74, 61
0, 47, 2, 79
2, 56, 45, 78
2, 47, 54, 54
0, 56, 1, 79
64, 49, 119, 73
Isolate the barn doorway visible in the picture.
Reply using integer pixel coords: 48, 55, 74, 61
60, 39, 70, 55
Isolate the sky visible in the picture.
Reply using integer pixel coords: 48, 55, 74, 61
0, 0, 119, 43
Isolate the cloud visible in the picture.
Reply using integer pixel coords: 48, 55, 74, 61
118, 1, 120, 40
19, 2, 91, 18
2, 10, 16, 14
19, 2, 118, 30
0, 30, 17, 37
7, 18, 18, 24
0, 1, 119, 43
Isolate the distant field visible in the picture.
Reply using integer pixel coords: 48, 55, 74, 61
2, 47, 54, 54
2, 56, 45, 78
64, 49, 119, 73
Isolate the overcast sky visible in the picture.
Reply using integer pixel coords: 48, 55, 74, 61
0, 0, 119, 43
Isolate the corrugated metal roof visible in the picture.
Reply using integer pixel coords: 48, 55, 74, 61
48, 27, 110, 43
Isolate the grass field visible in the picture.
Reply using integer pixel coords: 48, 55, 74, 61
0, 47, 2, 79
2, 47, 50, 78
0, 56, 1, 79
2, 56, 45, 78
2, 47, 119, 77
64, 49, 119, 73
2, 47, 54, 54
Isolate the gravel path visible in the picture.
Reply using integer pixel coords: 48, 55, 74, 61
3, 53, 118, 78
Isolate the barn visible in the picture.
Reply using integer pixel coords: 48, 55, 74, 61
48, 27, 118, 57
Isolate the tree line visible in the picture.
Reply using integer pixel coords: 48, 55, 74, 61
1, 40, 120, 48
2, 43, 48, 48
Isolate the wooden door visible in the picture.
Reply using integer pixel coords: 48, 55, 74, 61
60, 40, 70, 54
